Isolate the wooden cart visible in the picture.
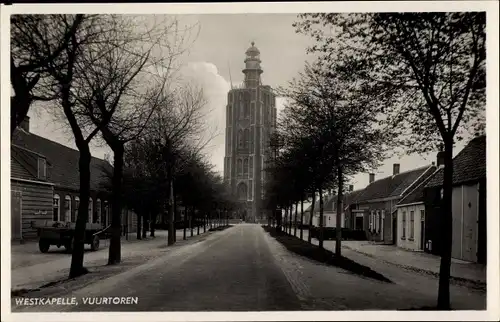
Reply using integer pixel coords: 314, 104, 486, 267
31, 221, 106, 253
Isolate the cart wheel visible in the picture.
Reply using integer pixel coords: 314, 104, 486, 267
90, 235, 100, 251
64, 237, 74, 253
39, 239, 50, 253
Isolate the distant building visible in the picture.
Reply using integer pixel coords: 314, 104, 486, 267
223, 42, 277, 221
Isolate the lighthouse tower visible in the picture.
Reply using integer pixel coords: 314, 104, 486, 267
223, 42, 277, 222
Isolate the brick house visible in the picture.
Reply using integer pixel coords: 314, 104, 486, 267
353, 163, 437, 244
423, 135, 486, 264
11, 117, 138, 241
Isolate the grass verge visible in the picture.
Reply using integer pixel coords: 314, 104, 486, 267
262, 225, 392, 283
209, 225, 233, 232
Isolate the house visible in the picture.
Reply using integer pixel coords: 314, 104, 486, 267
395, 159, 442, 252
354, 163, 437, 244
11, 144, 54, 241
304, 190, 345, 229
11, 117, 138, 241
342, 187, 366, 230
423, 135, 486, 264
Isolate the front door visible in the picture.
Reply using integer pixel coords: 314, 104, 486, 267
420, 219, 425, 250
11, 191, 22, 241
355, 215, 363, 230
392, 215, 397, 245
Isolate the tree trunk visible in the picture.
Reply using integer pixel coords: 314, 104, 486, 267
319, 187, 324, 249
284, 206, 288, 234
203, 215, 207, 233
142, 211, 148, 239
108, 144, 124, 265
300, 196, 304, 240
437, 138, 454, 310
191, 206, 195, 237
173, 189, 177, 242
137, 212, 142, 240
294, 202, 298, 237
308, 190, 315, 243
336, 166, 343, 257
150, 212, 156, 237
10, 63, 35, 136
167, 171, 175, 245
69, 145, 92, 278
197, 214, 200, 235
183, 208, 187, 240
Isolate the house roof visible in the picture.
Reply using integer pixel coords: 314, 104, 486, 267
305, 189, 365, 213
11, 144, 49, 181
397, 168, 441, 206
355, 165, 434, 203
425, 135, 486, 188
12, 129, 112, 192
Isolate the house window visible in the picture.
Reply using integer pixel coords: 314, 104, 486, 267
104, 201, 110, 226
75, 196, 80, 221
402, 211, 406, 239
88, 198, 93, 223
249, 180, 253, 200
65, 195, 72, 222
381, 210, 385, 237
420, 209, 425, 221
96, 199, 101, 223
37, 157, 46, 180
376, 211, 380, 233
369, 211, 373, 230
53, 194, 60, 221
410, 211, 415, 239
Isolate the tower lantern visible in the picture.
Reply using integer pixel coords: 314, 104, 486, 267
243, 41, 263, 88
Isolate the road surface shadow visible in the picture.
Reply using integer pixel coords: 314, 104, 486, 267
262, 225, 392, 283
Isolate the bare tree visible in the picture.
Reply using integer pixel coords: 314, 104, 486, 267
144, 84, 210, 245
30, 14, 118, 278
71, 15, 196, 265
10, 14, 85, 136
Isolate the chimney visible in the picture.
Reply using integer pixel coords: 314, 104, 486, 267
369, 173, 375, 184
436, 151, 445, 168
393, 163, 400, 175
20, 116, 30, 132
349, 185, 354, 192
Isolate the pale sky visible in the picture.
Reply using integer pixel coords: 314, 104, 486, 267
27, 13, 468, 192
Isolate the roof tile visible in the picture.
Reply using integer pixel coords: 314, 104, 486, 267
12, 129, 112, 192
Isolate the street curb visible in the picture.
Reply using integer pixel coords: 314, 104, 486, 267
343, 245, 486, 291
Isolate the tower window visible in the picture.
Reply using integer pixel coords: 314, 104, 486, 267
237, 159, 243, 175
243, 158, 249, 174
238, 130, 243, 148
243, 128, 249, 149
